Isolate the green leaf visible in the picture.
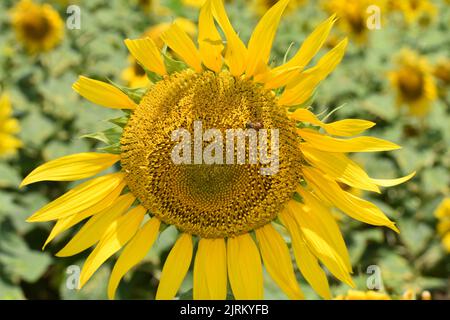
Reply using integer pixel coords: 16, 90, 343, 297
0, 163, 21, 188
0, 222, 52, 283
19, 111, 54, 148
0, 277, 24, 299
398, 220, 433, 257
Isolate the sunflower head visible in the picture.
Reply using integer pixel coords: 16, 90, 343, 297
0, 94, 22, 157
389, 49, 437, 116
22, 0, 414, 301
11, 0, 64, 53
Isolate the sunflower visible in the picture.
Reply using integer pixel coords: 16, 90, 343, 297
122, 18, 197, 88
0, 94, 22, 157
323, 0, 386, 44
388, 49, 437, 117
435, 198, 450, 253
334, 290, 391, 300
11, 0, 64, 54
253, 0, 306, 16
21, 0, 414, 300
390, 0, 436, 25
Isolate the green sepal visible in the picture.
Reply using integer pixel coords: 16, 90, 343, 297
292, 191, 303, 203
81, 127, 122, 145
108, 115, 130, 128
106, 79, 147, 104
146, 69, 163, 83
163, 53, 188, 74
98, 142, 121, 154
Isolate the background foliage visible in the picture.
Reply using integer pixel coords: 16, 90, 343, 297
0, 0, 448, 299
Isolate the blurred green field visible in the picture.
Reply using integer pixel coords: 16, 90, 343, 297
0, 0, 449, 300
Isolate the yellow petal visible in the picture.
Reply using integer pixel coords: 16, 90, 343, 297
108, 217, 161, 300
297, 189, 352, 271
193, 238, 227, 300
273, 14, 337, 74
302, 146, 380, 193
284, 200, 354, 287
245, 0, 289, 77
285, 202, 354, 287
20, 153, 120, 188
42, 185, 125, 249
198, 0, 223, 72
27, 173, 125, 222
73, 76, 137, 109
78, 205, 146, 288
124, 37, 167, 75
161, 23, 203, 72
260, 66, 302, 89
56, 193, 136, 257
290, 108, 375, 137
255, 224, 304, 300
278, 210, 331, 299
303, 167, 399, 232
298, 128, 401, 153
278, 70, 317, 106
279, 38, 348, 106
211, 0, 247, 76
370, 172, 416, 187
156, 233, 193, 300
227, 233, 263, 300
291, 38, 348, 87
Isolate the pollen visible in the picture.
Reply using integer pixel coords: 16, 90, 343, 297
120, 70, 302, 238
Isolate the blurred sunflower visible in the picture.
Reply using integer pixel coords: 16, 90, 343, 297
136, 0, 172, 15
334, 290, 391, 300
388, 49, 437, 117
323, 0, 386, 44
435, 198, 450, 253
22, 0, 414, 300
253, 0, 306, 16
11, 0, 64, 54
182, 0, 233, 8
0, 94, 22, 157
122, 18, 197, 88
390, 0, 436, 25
433, 58, 450, 87
402, 288, 432, 300
335, 289, 432, 300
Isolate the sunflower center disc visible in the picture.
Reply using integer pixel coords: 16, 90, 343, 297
120, 70, 302, 238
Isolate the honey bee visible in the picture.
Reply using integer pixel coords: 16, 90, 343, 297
246, 121, 264, 130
